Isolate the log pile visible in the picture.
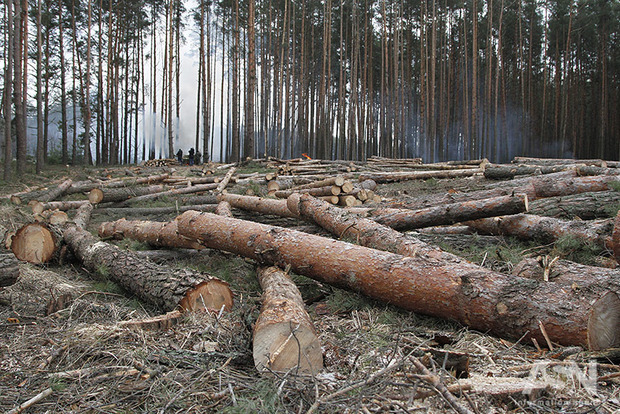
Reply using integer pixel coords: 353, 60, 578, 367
142, 158, 178, 167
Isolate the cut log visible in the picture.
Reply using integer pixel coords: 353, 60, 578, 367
372, 194, 529, 231
528, 190, 620, 219
217, 193, 299, 218
253, 266, 323, 375
274, 185, 342, 199
31, 200, 91, 215
614, 211, 620, 264
216, 167, 237, 193
11, 223, 59, 264
532, 174, 619, 199
512, 157, 607, 167
484, 164, 575, 180
116, 182, 219, 206
0, 251, 20, 287
98, 218, 204, 250
215, 200, 234, 218
176, 209, 620, 350
88, 184, 166, 204
357, 168, 483, 184
11, 179, 73, 204
288, 175, 346, 190
465, 214, 613, 249
64, 224, 232, 313
94, 204, 217, 217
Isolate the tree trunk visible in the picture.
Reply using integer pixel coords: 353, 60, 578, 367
218, 193, 298, 218
253, 266, 323, 375
358, 168, 482, 184
528, 191, 620, 220
0, 251, 20, 287
372, 194, 528, 231
116, 183, 219, 206
512, 157, 608, 167
98, 217, 204, 250
613, 211, 620, 264
176, 210, 620, 350
10, 179, 74, 204
10, 222, 59, 264
88, 184, 166, 204
93, 204, 217, 217
484, 164, 575, 180
465, 214, 613, 250
31, 200, 92, 215
3, 0, 13, 181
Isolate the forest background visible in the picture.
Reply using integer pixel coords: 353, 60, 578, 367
1, 0, 619, 179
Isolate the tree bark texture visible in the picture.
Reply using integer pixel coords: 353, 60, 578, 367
98, 218, 204, 250
528, 191, 620, 220
93, 204, 217, 217
218, 193, 299, 218
253, 266, 323, 375
31, 200, 92, 215
63, 225, 232, 313
357, 168, 482, 184
0, 251, 20, 287
465, 214, 613, 250
613, 211, 620, 264
89, 184, 166, 204
511, 157, 608, 167
176, 210, 620, 350
372, 194, 529, 231
11, 179, 73, 204
116, 183, 219, 206
483, 164, 575, 180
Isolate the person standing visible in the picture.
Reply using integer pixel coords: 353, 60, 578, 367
188, 148, 195, 166
195, 150, 202, 165
176, 149, 183, 164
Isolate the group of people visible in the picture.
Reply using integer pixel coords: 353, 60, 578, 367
176, 148, 202, 165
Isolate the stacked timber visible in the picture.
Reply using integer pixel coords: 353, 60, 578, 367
142, 158, 178, 167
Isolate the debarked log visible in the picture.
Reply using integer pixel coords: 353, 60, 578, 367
253, 266, 323, 375
464, 214, 614, 250
98, 218, 204, 250
176, 210, 620, 350
372, 194, 529, 231
63, 225, 232, 313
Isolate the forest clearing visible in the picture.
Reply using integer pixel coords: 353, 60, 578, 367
0, 156, 619, 413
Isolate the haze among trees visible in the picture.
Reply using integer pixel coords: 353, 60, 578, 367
1, 0, 619, 178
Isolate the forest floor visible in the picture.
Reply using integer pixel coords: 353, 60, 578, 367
0, 160, 619, 413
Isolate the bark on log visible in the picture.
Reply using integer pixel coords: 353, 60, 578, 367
358, 168, 483, 184
31, 200, 91, 215
215, 201, 234, 218
528, 191, 620, 219
613, 211, 620, 264
116, 183, 219, 206
64, 225, 232, 313
216, 167, 237, 193
511, 157, 608, 167
176, 210, 620, 350
93, 204, 217, 217
0, 251, 20, 287
274, 185, 342, 199
217, 193, 299, 218
483, 164, 575, 180
289, 175, 346, 190
11, 179, 73, 204
372, 194, 529, 231
88, 184, 166, 204
98, 218, 205, 250
253, 266, 323, 375
465, 214, 614, 249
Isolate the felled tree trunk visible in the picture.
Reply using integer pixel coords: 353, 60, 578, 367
88, 184, 166, 204
10, 222, 60, 264
217, 193, 299, 218
98, 218, 204, 250
511, 157, 607, 167
94, 203, 217, 217
116, 182, 219, 206
0, 252, 20, 287
484, 164, 574, 180
358, 168, 482, 184
372, 194, 528, 231
64, 225, 232, 313
31, 200, 91, 215
215, 167, 237, 193
253, 266, 323, 375
274, 185, 342, 199
528, 191, 620, 220
613, 211, 620, 264
176, 210, 620, 350
11, 179, 73, 204
465, 214, 613, 249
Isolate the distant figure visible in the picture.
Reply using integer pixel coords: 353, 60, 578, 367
195, 150, 202, 166
188, 148, 195, 165
176, 149, 183, 164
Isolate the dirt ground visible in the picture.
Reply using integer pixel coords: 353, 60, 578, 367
0, 162, 619, 413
